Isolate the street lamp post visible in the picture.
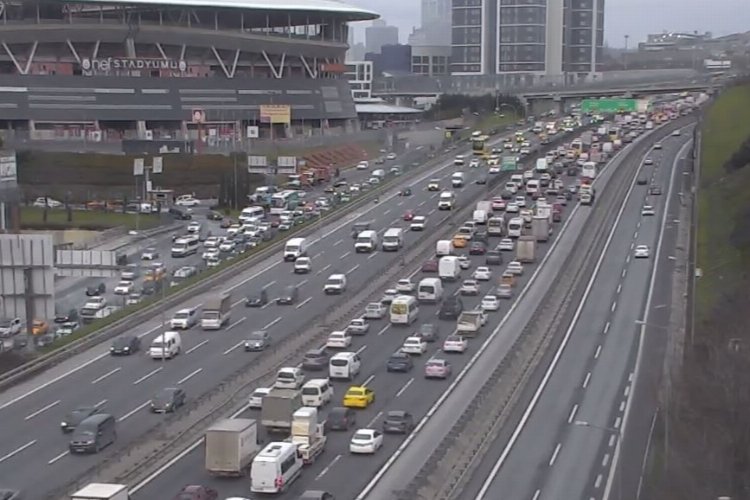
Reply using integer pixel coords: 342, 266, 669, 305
574, 420, 622, 500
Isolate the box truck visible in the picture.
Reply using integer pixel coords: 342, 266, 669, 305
205, 418, 259, 476
70, 483, 129, 500
516, 235, 537, 263
201, 293, 232, 330
531, 215, 551, 242
261, 388, 302, 433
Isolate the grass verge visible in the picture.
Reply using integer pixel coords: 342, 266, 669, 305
695, 85, 750, 322
21, 207, 160, 230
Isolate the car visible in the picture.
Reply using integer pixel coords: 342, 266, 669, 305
386, 351, 414, 372
476, 176, 488, 185
141, 247, 159, 260
496, 283, 513, 299
653, 142, 663, 150
439, 296, 464, 319
634, 245, 650, 258
481, 294, 501, 311
460, 279, 480, 295
425, 359, 452, 379
294, 256, 312, 274
126, 292, 143, 306
202, 247, 220, 260
327, 330, 352, 349
55, 321, 79, 336
244, 330, 270, 351
363, 302, 386, 320
121, 263, 141, 281
416, 323, 440, 342
32, 196, 63, 208
507, 261, 524, 275
396, 278, 415, 293
637, 175, 648, 185
219, 240, 236, 252
473, 266, 492, 281
343, 386, 375, 408
672, 129, 681, 136
491, 198, 506, 211
83, 295, 107, 310
485, 250, 503, 266
186, 221, 202, 233
514, 196, 527, 208
427, 179, 441, 191
381, 289, 399, 304
350, 428, 383, 454
457, 255, 471, 270
150, 387, 186, 413
469, 158, 480, 168
110, 335, 140, 355
53, 309, 78, 324
642, 204, 656, 216
648, 185, 662, 195
410, 216, 427, 231
85, 282, 106, 296
489, 166, 501, 174
113, 280, 134, 295
442, 335, 468, 353
31, 319, 49, 335
248, 387, 271, 409
401, 336, 428, 355
347, 318, 370, 335
245, 289, 268, 307
498, 238, 514, 251
501, 271, 517, 287
383, 410, 414, 434
386, 153, 397, 160
506, 203, 520, 213
60, 406, 99, 433
172, 485, 218, 500
276, 285, 299, 305
644, 158, 654, 166
469, 241, 487, 255
403, 210, 415, 221
422, 258, 439, 273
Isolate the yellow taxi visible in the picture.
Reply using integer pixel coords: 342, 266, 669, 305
342, 386, 375, 409
31, 319, 49, 335
452, 234, 468, 248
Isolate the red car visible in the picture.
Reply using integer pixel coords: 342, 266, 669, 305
469, 241, 487, 255
403, 210, 415, 221
174, 485, 218, 500
422, 259, 439, 272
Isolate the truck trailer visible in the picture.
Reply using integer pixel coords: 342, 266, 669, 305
516, 235, 537, 263
205, 418, 259, 476
261, 388, 302, 433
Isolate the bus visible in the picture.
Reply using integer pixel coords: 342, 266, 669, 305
472, 135, 488, 156
608, 127, 619, 141
487, 216, 505, 236
251, 442, 303, 493
269, 190, 300, 215
570, 139, 583, 154
390, 295, 419, 325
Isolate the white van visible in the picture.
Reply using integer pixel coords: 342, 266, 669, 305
355, 230, 378, 253
301, 379, 333, 407
390, 295, 419, 325
251, 442, 303, 493
171, 235, 199, 258
382, 228, 404, 251
329, 352, 361, 380
438, 191, 455, 210
454, 155, 465, 166
436, 239, 454, 256
507, 217, 524, 238
170, 307, 199, 329
439, 256, 461, 281
372, 169, 386, 180
525, 179, 540, 196
239, 206, 265, 223
284, 237, 308, 261
275, 367, 305, 389
149, 331, 182, 359
417, 277, 443, 303
510, 174, 524, 188
451, 172, 465, 187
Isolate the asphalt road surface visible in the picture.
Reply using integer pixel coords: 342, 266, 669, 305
0, 127, 542, 498
465, 127, 694, 500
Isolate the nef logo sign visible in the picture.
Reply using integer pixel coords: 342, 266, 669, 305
81, 58, 187, 75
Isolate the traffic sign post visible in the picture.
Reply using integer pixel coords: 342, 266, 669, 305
581, 98, 639, 114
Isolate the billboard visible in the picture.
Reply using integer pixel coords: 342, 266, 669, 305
581, 98, 638, 114
247, 155, 269, 174
277, 156, 298, 175
260, 105, 291, 124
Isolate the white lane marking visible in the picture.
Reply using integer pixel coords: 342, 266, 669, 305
313, 252, 323, 259
177, 368, 203, 384
594, 345, 602, 359
0, 440, 36, 464
368, 251, 379, 260
377, 325, 390, 336
298, 279, 309, 287
133, 367, 162, 385
47, 450, 69, 465
315, 454, 342, 480
356, 345, 367, 355
24, 400, 61, 420
595, 474, 603, 489
227, 317, 246, 330
603, 322, 611, 334
603, 453, 611, 467
185, 339, 209, 355
95, 399, 108, 408
634, 230, 638, 238
384, 209, 391, 215
296, 297, 312, 309
624, 386, 630, 397
263, 317, 282, 330
334, 239, 343, 246
616, 283, 622, 294
261, 302, 272, 309
223, 340, 245, 355
548, 443, 562, 466
91, 367, 122, 384
262, 280, 276, 289
610, 301, 617, 312
367, 410, 383, 428
614, 416, 622, 429
418, 201, 426, 207
317, 264, 332, 275
396, 378, 414, 398
137, 324, 162, 339
362, 374, 375, 386
532, 490, 541, 500
582, 371, 592, 389
625, 254, 631, 263
608, 435, 617, 447
396, 201, 403, 206
567, 404, 578, 424
348, 264, 360, 274
619, 400, 626, 412
231, 298, 245, 307
341, 251, 351, 259
118, 400, 151, 422
428, 209, 436, 215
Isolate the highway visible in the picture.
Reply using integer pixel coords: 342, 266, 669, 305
465, 126, 694, 500
0, 125, 544, 498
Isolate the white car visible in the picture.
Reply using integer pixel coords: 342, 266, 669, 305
248, 387, 271, 409
219, 240, 236, 252
498, 238, 514, 251
507, 261, 524, 276
458, 255, 471, 270
514, 196, 527, 208
491, 198, 506, 211
364, 302, 387, 319
203, 236, 222, 248
634, 245, 650, 258
402, 336, 428, 355
32, 196, 64, 208
396, 278, 415, 294
473, 267, 492, 281
187, 221, 202, 233
506, 203, 520, 214
356, 161, 369, 170
642, 204, 655, 216
504, 182, 518, 194
496, 283, 513, 299
459, 279, 480, 295
326, 330, 352, 349
523, 170, 535, 180
202, 248, 220, 260
410, 216, 427, 231
481, 294, 501, 311
653, 143, 663, 150
141, 247, 159, 260
347, 318, 370, 335
113, 280, 134, 295
469, 159, 480, 168
644, 158, 653, 166
294, 257, 312, 274
386, 153, 397, 160
83, 296, 107, 310
350, 429, 383, 454
381, 289, 399, 304
175, 196, 200, 207
442, 335, 468, 353
489, 166, 501, 174
206, 256, 221, 267
671, 129, 681, 136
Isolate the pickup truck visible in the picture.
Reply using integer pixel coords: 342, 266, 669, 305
456, 310, 487, 337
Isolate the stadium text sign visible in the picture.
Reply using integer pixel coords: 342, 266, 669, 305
81, 58, 187, 74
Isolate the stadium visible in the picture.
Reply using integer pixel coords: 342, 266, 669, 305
0, 0, 378, 145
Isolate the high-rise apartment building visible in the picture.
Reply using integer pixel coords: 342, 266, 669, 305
451, 0, 604, 83
366, 19, 399, 55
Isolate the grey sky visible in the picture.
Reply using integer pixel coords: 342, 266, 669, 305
345, 0, 749, 48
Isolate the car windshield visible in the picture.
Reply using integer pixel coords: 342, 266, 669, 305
248, 331, 266, 340
67, 408, 93, 422
153, 389, 175, 404
353, 431, 371, 440
112, 337, 131, 348
0, 319, 10, 327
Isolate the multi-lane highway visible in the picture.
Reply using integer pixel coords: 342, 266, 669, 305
0, 126, 543, 498
465, 126, 694, 500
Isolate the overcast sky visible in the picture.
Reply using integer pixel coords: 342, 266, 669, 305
345, 0, 750, 48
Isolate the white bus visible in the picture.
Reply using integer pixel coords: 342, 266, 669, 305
507, 217, 524, 238
487, 216, 505, 236
390, 295, 419, 325
251, 442, 303, 493
269, 190, 300, 215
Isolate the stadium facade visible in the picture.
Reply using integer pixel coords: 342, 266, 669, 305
0, 0, 378, 143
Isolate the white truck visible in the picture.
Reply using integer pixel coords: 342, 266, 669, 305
473, 201, 492, 225
201, 293, 232, 330
261, 388, 302, 433
287, 407, 327, 464
205, 418, 259, 476
456, 310, 487, 337
516, 235, 537, 263
438, 256, 461, 281
70, 483, 129, 500
532, 215, 551, 242
535, 158, 549, 173
436, 239, 454, 256
581, 161, 597, 181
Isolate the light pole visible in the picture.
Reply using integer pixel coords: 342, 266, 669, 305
574, 420, 622, 500
624, 35, 630, 70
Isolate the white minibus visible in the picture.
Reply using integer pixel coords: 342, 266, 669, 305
389, 295, 419, 325
417, 278, 443, 303
250, 442, 303, 493
149, 331, 182, 359
507, 217, 524, 238
301, 379, 333, 407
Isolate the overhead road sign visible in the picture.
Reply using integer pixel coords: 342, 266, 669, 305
581, 98, 639, 114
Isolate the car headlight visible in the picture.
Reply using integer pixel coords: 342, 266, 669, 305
60, 422, 67, 427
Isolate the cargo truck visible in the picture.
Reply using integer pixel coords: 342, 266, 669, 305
70, 483, 129, 500
516, 235, 537, 263
532, 215, 551, 242
287, 407, 327, 464
201, 293, 232, 330
205, 418, 259, 476
261, 388, 302, 433
473, 201, 492, 225
456, 310, 486, 337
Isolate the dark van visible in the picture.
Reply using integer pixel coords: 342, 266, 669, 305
69, 413, 116, 454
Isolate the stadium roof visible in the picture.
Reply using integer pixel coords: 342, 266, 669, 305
73, 0, 379, 21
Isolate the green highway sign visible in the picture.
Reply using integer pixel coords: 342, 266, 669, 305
501, 156, 517, 171
581, 98, 638, 114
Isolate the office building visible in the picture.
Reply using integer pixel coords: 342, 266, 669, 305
366, 19, 399, 54
345, 61, 374, 100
